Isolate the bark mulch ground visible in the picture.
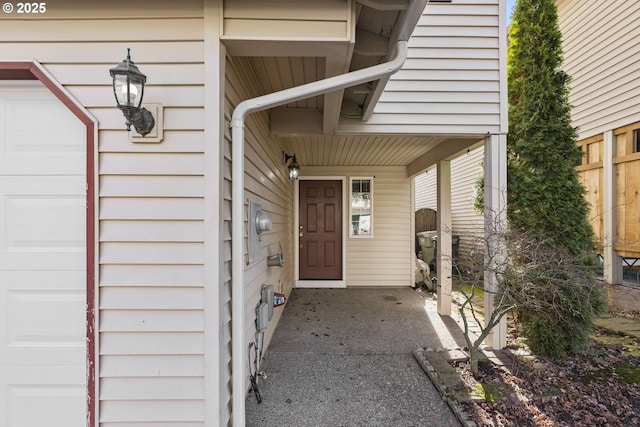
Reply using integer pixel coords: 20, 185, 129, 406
452, 320, 640, 427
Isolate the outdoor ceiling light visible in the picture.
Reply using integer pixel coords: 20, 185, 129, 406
109, 48, 155, 136
283, 152, 300, 181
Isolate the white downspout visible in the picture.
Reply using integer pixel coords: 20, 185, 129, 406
230, 40, 407, 426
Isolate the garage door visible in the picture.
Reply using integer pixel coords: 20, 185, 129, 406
0, 84, 87, 426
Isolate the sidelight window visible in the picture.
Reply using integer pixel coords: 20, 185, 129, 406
350, 177, 373, 237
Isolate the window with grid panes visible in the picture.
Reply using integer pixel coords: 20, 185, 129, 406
350, 178, 373, 237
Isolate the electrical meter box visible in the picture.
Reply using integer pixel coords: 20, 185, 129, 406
255, 284, 275, 332
256, 302, 270, 332
248, 200, 272, 263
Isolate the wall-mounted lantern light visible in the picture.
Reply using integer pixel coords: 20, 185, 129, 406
283, 152, 300, 181
109, 48, 155, 136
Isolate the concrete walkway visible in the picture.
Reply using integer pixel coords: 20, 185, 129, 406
245, 288, 463, 427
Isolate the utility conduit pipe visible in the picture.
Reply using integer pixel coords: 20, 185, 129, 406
230, 40, 407, 426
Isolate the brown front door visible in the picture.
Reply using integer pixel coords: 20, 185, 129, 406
299, 180, 342, 280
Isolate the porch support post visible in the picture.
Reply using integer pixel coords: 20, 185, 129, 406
436, 159, 452, 316
484, 133, 507, 349
603, 130, 622, 284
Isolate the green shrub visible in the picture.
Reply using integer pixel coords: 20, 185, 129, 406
506, 0, 606, 355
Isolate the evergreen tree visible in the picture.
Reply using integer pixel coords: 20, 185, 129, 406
507, 0, 605, 355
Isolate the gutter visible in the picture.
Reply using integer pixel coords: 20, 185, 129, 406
230, 40, 408, 426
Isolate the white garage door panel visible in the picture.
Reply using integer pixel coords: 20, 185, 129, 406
0, 154, 85, 175
5, 99, 85, 150
9, 385, 85, 427
7, 196, 85, 248
0, 366, 86, 427
0, 176, 85, 270
7, 290, 85, 348
0, 271, 85, 365
0, 269, 85, 287
0, 89, 85, 175
0, 84, 87, 426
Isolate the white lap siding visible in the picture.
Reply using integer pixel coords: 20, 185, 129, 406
223, 55, 296, 419
340, 0, 506, 135
557, 0, 640, 139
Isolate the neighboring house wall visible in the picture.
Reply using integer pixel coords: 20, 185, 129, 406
301, 166, 413, 287
414, 147, 484, 267
342, 0, 506, 136
414, 170, 436, 210
557, 0, 640, 139
557, 0, 640, 260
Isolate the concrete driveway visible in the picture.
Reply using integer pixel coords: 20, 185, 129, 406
245, 287, 464, 426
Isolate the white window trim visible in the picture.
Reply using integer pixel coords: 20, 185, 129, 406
349, 176, 373, 238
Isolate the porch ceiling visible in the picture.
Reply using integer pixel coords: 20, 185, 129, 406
279, 134, 483, 174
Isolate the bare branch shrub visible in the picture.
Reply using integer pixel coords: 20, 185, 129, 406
455, 226, 606, 375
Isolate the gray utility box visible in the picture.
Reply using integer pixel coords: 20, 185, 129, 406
256, 284, 274, 332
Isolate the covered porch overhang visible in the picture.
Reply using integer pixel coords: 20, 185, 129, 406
222, 0, 431, 135
229, 61, 507, 427
222, 1, 506, 424
229, 65, 508, 427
